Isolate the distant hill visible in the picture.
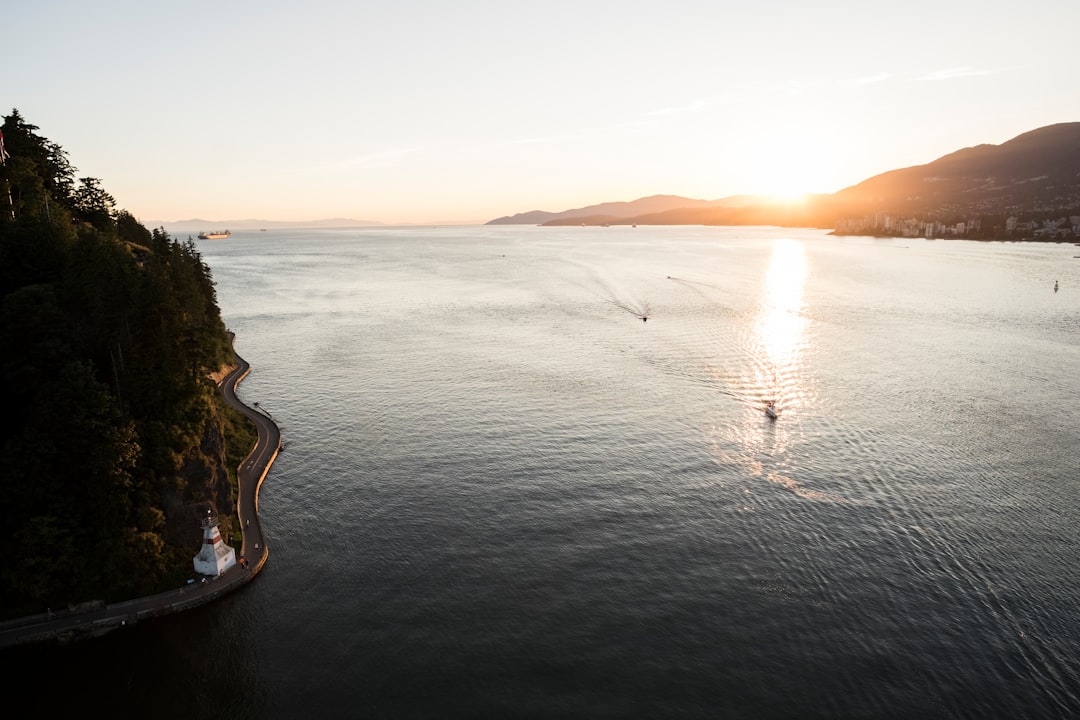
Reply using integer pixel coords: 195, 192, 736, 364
150, 217, 384, 232
487, 123, 1080, 233
828, 122, 1080, 216
487, 194, 758, 225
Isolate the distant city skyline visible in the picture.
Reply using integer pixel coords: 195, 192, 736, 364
5, 0, 1079, 225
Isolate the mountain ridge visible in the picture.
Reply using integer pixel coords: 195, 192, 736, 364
487, 194, 760, 225
487, 122, 1080, 236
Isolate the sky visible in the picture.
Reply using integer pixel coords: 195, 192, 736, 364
4, 0, 1079, 225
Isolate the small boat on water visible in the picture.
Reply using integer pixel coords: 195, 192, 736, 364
198, 230, 231, 239
765, 401, 778, 419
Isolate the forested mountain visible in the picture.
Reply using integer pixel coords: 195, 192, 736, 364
827, 122, 1080, 216
0, 110, 251, 616
488, 123, 1080, 237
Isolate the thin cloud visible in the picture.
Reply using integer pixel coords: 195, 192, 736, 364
500, 115, 663, 149
647, 98, 712, 117
849, 72, 893, 86
505, 132, 576, 146
749, 73, 894, 99
917, 67, 995, 81
294, 147, 425, 175
341, 147, 425, 168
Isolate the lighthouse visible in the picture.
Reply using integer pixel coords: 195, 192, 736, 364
193, 512, 237, 576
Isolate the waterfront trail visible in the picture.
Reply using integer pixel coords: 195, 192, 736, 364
0, 335, 281, 648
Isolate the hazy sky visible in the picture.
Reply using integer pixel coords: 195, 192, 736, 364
5, 1, 1078, 224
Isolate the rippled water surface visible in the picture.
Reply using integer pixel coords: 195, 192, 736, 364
14, 227, 1080, 718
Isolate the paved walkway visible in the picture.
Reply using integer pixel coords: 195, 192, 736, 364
0, 336, 281, 648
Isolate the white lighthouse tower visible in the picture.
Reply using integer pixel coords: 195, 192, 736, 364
193, 512, 237, 576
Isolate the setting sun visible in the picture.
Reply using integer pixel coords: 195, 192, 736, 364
749, 129, 832, 200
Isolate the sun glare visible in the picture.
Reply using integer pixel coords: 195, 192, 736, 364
756, 156, 822, 201
766, 188, 811, 204
754, 238, 810, 409
750, 128, 831, 201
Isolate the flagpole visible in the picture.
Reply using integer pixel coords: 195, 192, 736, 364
0, 129, 12, 219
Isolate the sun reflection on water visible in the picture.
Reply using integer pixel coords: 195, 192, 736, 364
754, 238, 809, 412
709, 237, 832, 502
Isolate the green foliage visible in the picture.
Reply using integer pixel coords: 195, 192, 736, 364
221, 402, 259, 473
71, 177, 116, 230
1, 109, 78, 211
0, 110, 238, 614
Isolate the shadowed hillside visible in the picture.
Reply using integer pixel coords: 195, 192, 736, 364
829, 122, 1080, 216
490, 123, 1080, 239
0, 110, 252, 616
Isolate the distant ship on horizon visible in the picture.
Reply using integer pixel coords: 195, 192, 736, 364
197, 230, 231, 239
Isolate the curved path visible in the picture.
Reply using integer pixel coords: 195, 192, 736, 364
0, 336, 281, 648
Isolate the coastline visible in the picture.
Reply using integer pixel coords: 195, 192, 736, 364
829, 231, 1080, 243
0, 335, 281, 649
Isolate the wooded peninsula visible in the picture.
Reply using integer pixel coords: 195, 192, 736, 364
0, 110, 252, 618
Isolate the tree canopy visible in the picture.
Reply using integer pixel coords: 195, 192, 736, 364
0, 109, 240, 615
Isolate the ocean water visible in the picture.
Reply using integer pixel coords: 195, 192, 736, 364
10, 226, 1080, 718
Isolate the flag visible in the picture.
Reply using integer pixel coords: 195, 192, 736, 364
0, 130, 9, 164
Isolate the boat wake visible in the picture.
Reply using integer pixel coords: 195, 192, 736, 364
605, 297, 651, 321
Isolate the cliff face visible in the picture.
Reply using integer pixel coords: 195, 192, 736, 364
167, 410, 236, 548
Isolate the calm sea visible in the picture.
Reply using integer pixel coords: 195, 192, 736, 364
10, 226, 1080, 718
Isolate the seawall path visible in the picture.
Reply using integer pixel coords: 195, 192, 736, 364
0, 335, 281, 648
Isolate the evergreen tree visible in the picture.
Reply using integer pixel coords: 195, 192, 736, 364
71, 177, 116, 231
0, 110, 242, 614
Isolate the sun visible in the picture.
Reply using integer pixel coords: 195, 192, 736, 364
764, 185, 812, 204
749, 129, 832, 201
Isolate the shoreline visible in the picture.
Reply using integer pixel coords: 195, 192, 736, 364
0, 335, 281, 649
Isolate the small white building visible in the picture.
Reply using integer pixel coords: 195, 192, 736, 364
193, 513, 236, 576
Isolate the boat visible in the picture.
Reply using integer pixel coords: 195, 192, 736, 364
765, 401, 778, 419
198, 230, 231, 240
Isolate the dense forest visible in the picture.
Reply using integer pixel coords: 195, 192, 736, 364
0, 110, 253, 617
